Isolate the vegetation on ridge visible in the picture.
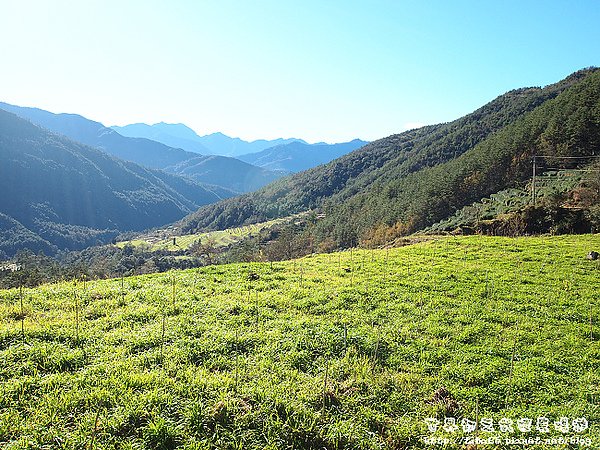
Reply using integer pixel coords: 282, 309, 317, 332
179, 68, 600, 249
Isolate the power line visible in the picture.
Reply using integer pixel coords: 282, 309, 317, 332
530, 155, 599, 206
543, 167, 600, 172
534, 155, 600, 160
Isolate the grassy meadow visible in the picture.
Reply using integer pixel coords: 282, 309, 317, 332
1, 235, 599, 449
116, 218, 291, 253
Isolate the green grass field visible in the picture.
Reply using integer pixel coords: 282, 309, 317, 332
116, 218, 292, 252
1, 235, 599, 449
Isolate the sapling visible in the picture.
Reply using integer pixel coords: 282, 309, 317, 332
88, 407, 101, 450
160, 295, 166, 364
505, 321, 519, 409
590, 298, 594, 341
372, 322, 380, 370
74, 280, 80, 347
322, 357, 330, 411
234, 326, 239, 395
255, 290, 259, 332
171, 274, 176, 309
475, 397, 480, 445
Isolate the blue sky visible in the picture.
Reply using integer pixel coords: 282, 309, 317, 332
1, 0, 598, 143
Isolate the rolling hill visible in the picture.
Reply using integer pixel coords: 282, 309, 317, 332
0, 103, 285, 193
237, 139, 368, 173
179, 68, 600, 246
0, 109, 234, 256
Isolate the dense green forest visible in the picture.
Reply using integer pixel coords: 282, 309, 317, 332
179, 68, 600, 247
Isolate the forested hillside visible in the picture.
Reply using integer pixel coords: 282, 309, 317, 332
0, 110, 231, 256
164, 155, 284, 193
179, 68, 600, 246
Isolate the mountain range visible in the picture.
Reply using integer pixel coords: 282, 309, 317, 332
0, 102, 285, 193
179, 68, 600, 246
112, 122, 306, 157
0, 103, 367, 256
237, 139, 368, 173
112, 122, 368, 172
1, 68, 598, 258
0, 109, 233, 256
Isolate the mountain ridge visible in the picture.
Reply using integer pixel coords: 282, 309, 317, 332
178, 68, 600, 247
0, 109, 235, 255
237, 139, 368, 173
112, 122, 307, 157
0, 102, 285, 193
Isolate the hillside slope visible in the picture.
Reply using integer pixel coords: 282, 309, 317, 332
0, 109, 231, 255
1, 235, 598, 448
237, 139, 368, 173
180, 68, 600, 245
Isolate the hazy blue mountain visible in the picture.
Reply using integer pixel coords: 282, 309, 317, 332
0, 102, 194, 169
0, 102, 286, 193
112, 122, 211, 154
0, 109, 234, 255
237, 139, 368, 173
112, 121, 306, 157
165, 155, 288, 193
198, 132, 306, 157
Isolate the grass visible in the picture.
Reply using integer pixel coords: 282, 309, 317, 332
116, 217, 293, 252
0, 235, 599, 449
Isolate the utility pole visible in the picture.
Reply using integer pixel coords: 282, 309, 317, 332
532, 155, 537, 206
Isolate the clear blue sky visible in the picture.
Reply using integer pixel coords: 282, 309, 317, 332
1, 0, 598, 143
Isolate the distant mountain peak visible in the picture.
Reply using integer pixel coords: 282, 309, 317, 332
152, 122, 200, 136
237, 139, 368, 173
112, 124, 310, 158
